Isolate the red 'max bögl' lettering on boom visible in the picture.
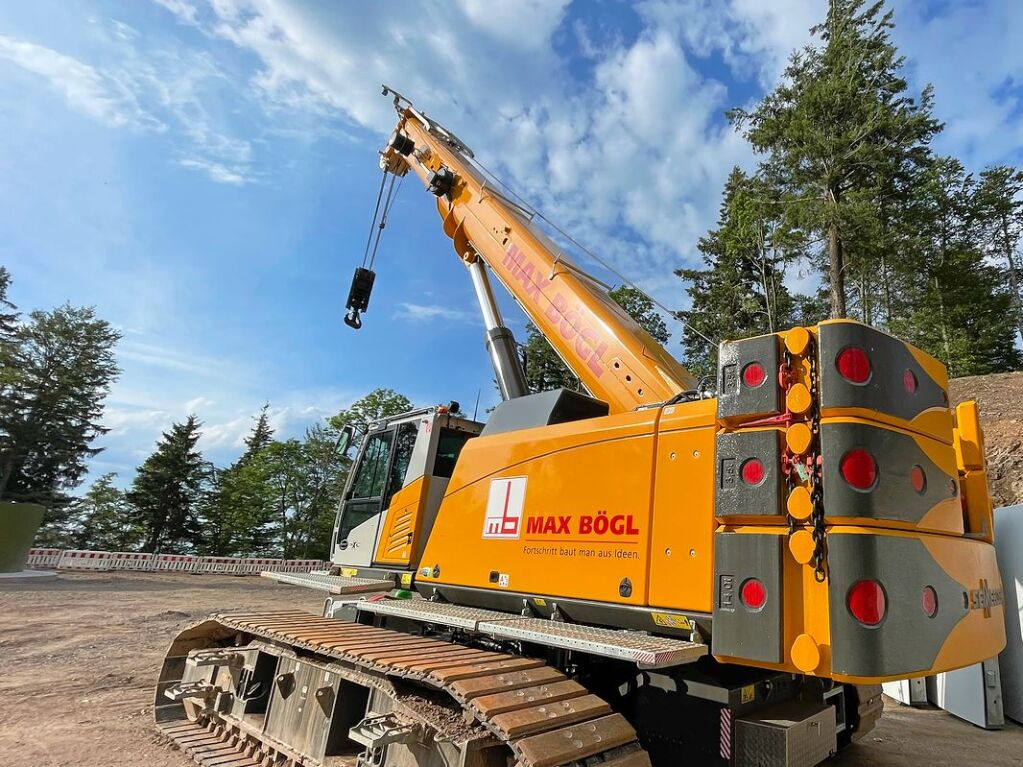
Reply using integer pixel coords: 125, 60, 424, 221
502, 244, 608, 378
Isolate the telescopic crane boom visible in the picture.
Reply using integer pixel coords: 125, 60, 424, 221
377, 87, 697, 414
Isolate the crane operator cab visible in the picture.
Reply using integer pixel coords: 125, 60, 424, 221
292, 404, 481, 594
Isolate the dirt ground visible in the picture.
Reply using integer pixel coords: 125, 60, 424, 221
950, 370, 1023, 509
1, 573, 1022, 767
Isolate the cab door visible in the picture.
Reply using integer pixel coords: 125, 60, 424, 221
333, 422, 418, 567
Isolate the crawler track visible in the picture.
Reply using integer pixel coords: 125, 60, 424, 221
157, 610, 651, 767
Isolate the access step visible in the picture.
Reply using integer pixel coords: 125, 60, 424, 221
356, 599, 706, 669
260, 570, 393, 595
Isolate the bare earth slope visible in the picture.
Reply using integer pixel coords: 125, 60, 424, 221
950, 370, 1023, 509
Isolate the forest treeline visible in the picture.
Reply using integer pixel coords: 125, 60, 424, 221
3, 0, 1021, 558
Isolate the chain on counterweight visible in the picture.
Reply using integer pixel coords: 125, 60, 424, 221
806, 335, 828, 583
780, 335, 828, 583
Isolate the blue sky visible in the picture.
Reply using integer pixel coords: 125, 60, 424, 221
2, 0, 1022, 485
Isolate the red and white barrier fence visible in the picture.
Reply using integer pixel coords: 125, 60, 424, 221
274, 559, 325, 573
25, 548, 62, 568
108, 551, 156, 571
235, 558, 284, 575
56, 550, 115, 570
154, 554, 199, 572
25, 548, 328, 576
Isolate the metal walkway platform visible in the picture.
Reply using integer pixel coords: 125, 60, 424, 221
356, 598, 706, 669
260, 570, 393, 595
355, 597, 515, 630
477, 617, 706, 669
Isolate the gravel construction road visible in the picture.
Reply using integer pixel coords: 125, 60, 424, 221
1, 572, 1021, 767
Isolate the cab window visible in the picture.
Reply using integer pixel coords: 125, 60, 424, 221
350, 430, 393, 499
384, 422, 418, 507
433, 428, 474, 478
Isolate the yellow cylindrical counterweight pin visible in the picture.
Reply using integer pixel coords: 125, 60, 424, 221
786, 383, 813, 414
786, 422, 813, 455
791, 633, 821, 673
788, 528, 816, 562
784, 326, 811, 356
787, 488, 814, 521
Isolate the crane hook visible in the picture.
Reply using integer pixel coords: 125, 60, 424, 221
343, 310, 363, 330
343, 267, 375, 331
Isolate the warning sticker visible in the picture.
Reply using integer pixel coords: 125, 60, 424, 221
651, 612, 693, 632
482, 476, 527, 539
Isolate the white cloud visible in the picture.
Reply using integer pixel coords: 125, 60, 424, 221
891, 1, 1023, 169
635, 0, 817, 87
0, 35, 162, 129
117, 338, 239, 378
0, 26, 256, 185
99, 332, 360, 476
178, 157, 250, 185
396, 303, 478, 323
153, 0, 200, 24
455, 0, 571, 50
180, 0, 756, 312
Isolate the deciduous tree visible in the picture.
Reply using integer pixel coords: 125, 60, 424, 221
66, 473, 141, 551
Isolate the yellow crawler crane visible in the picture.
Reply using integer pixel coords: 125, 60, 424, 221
156, 89, 1006, 767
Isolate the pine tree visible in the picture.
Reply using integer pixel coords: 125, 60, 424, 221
242, 404, 274, 459
128, 415, 208, 552
0, 267, 20, 419
520, 322, 581, 394
0, 300, 120, 521
975, 166, 1023, 342
729, 0, 940, 318
201, 406, 277, 556
0, 266, 16, 338
893, 158, 1022, 375
677, 168, 795, 379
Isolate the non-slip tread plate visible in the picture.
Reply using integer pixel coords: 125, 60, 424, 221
355, 598, 516, 629
260, 570, 393, 594
476, 617, 707, 668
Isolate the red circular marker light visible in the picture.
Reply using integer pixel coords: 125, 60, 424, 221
922, 585, 938, 618
741, 578, 767, 611
910, 465, 927, 494
836, 346, 872, 384
903, 369, 918, 394
848, 579, 886, 627
840, 449, 878, 491
741, 458, 765, 486
742, 362, 767, 388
